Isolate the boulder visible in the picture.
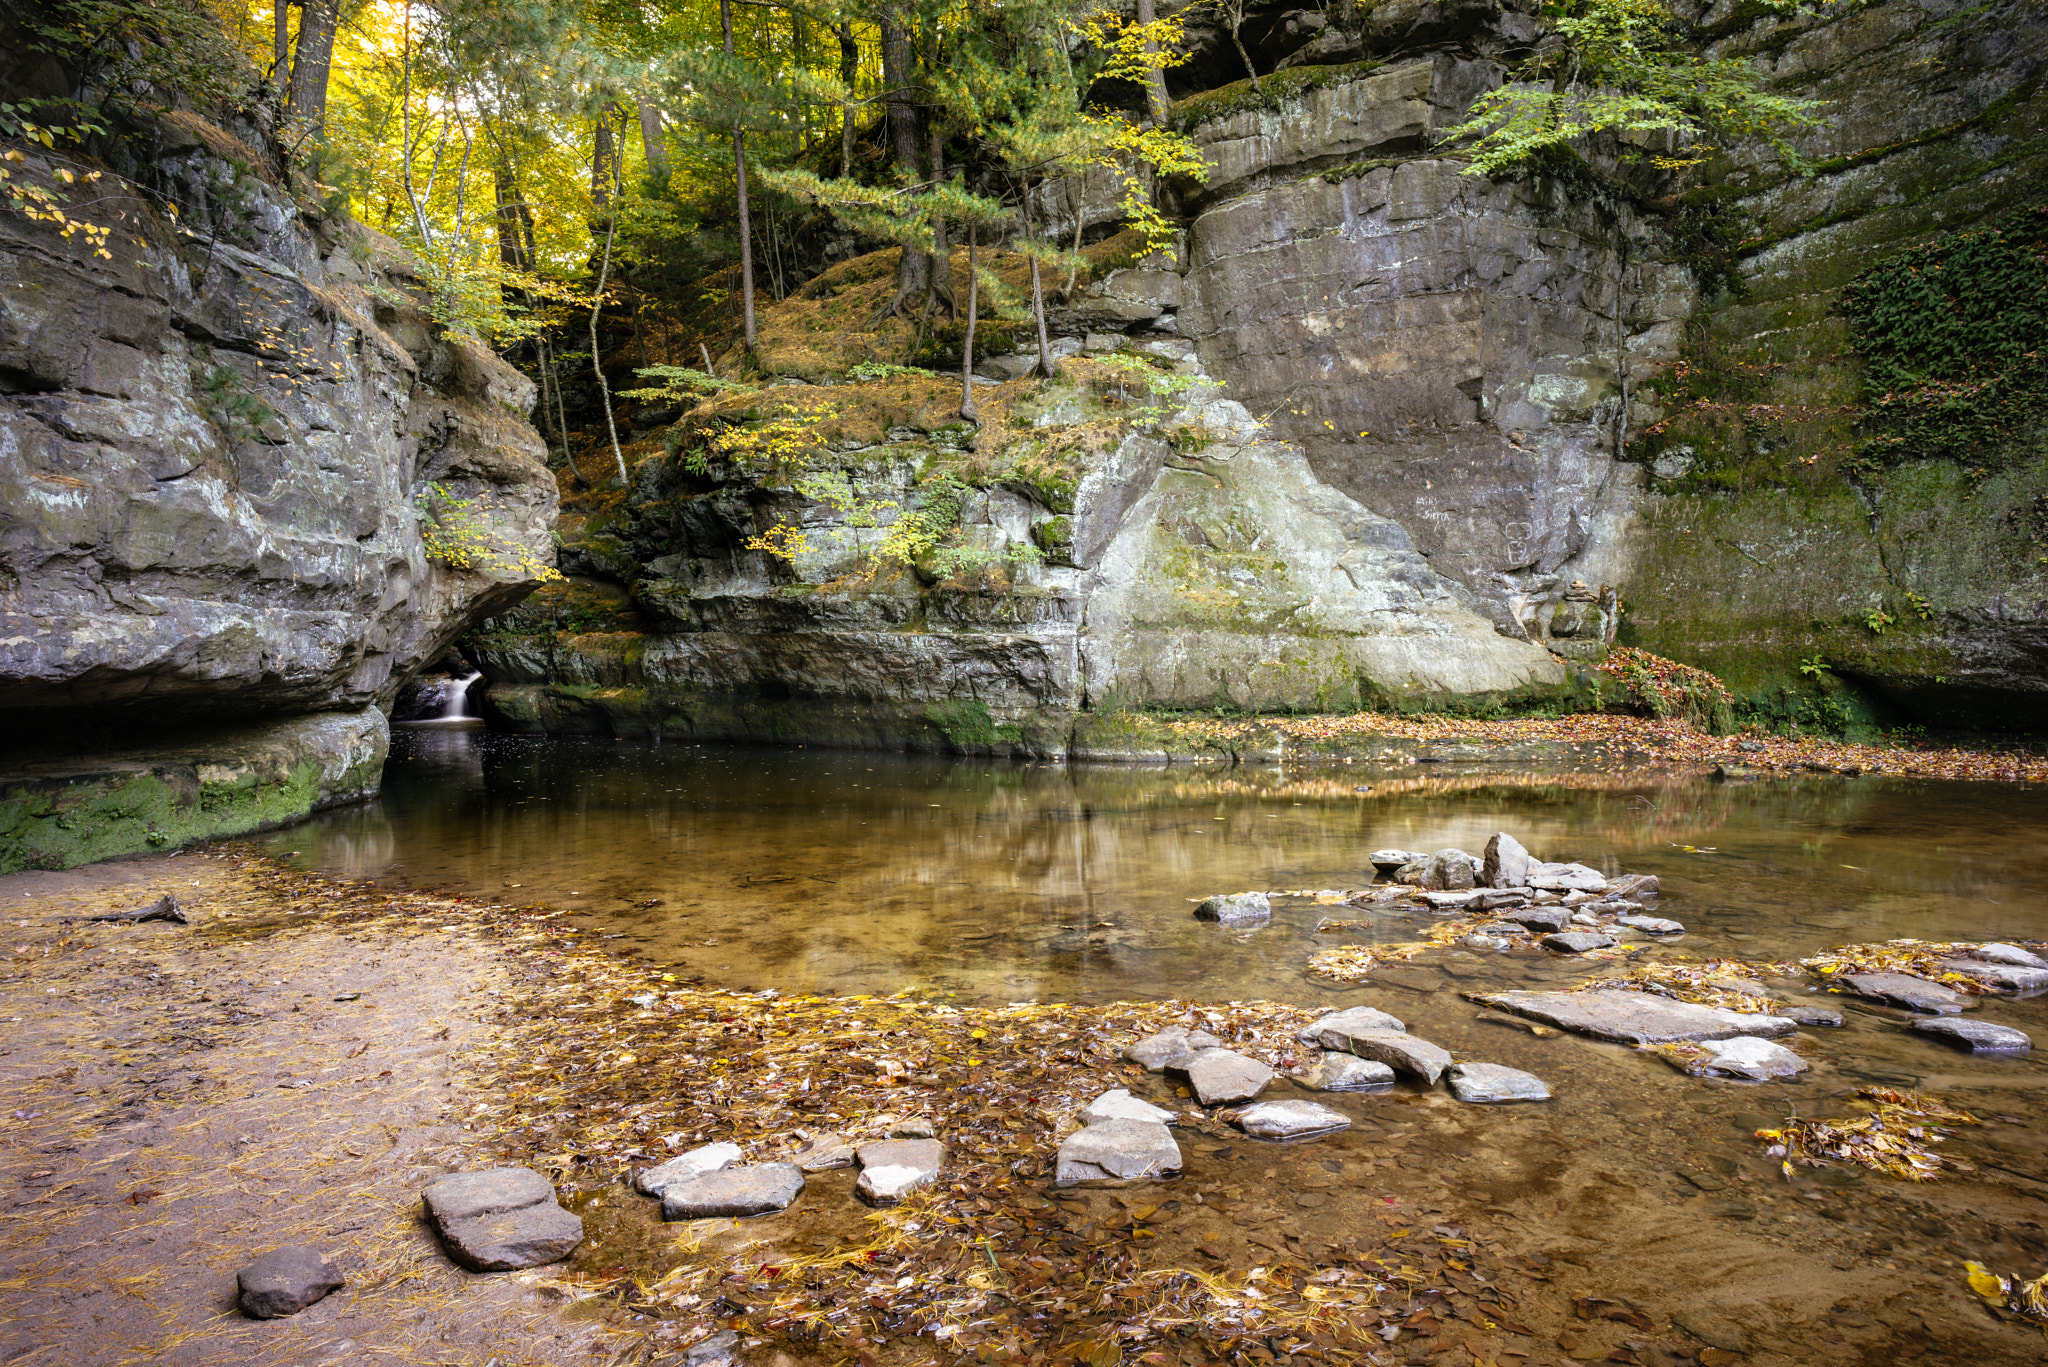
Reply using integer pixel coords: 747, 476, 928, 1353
423, 1169, 583, 1271
1194, 891, 1272, 924
1447, 1063, 1551, 1103
1296, 1005, 1407, 1050
236, 1246, 345, 1319
1421, 849, 1478, 892
661, 1164, 805, 1220
1830, 972, 1973, 1014
1939, 959, 2048, 995
1541, 931, 1619, 954
636, 1141, 743, 1196
854, 1139, 946, 1206
1176, 1048, 1274, 1106
1482, 833, 1532, 889
1232, 1100, 1352, 1138
1292, 1051, 1397, 1091
1055, 1119, 1183, 1184
1081, 1088, 1176, 1125
1475, 990, 1799, 1044
1912, 1017, 2032, 1054
1335, 1030, 1452, 1084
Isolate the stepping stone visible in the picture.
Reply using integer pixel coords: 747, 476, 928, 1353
1055, 1119, 1182, 1184
1505, 907, 1571, 932
423, 1168, 583, 1271
1617, 915, 1684, 934
1529, 862, 1608, 893
1232, 1100, 1351, 1139
661, 1164, 804, 1220
1122, 1026, 1220, 1071
1606, 874, 1661, 900
1194, 892, 1270, 924
1967, 942, 2048, 969
1913, 1017, 2032, 1054
1291, 1051, 1396, 1091
1483, 832, 1533, 889
1422, 891, 1479, 910
237, 1246, 344, 1319
1447, 1062, 1551, 1103
854, 1139, 945, 1206
792, 1133, 854, 1171
1335, 1030, 1452, 1085
1778, 1002, 1844, 1028
1474, 990, 1798, 1044
1473, 887, 1531, 909
1542, 931, 1619, 953
1370, 848, 1428, 876
1082, 1088, 1175, 1125
1941, 959, 2048, 995
1579, 900, 1641, 917
1296, 1005, 1406, 1050
1686, 1036, 1808, 1081
1176, 1048, 1274, 1106
636, 1141, 742, 1196
1830, 972, 1972, 1014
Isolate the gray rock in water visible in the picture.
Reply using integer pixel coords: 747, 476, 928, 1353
1337, 1030, 1452, 1084
661, 1164, 805, 1220
237, 1246, 344, 1319
1474, 887, 1531, 909
87, 893, 191, 925
637, 1141, 743, 1196
423, 1169, 583, 1271
684, 1330, 743, 1367
1940, 959, 2048, 995
1123, 1026, 1219, 1072
1542, 931, 1619, 953
1912, 1017, 2032, 1054
1056, 1119, 1182, 1184
1082, 1088, 1176, 1125
1830, 972, 1972, 1014
1687, 1036, 1808, 1081
1483, 832, 1532, 889
1393, 858, 1431, 886
1476, 990, 1798, 1044
1779, 1002, 1845, 1028
792, 1132, 855, 1171
1233, 1100, 1351, 1138
1447, 1062, 1551, 1103
1505, 906, 1571, 932
1297, 1005, 1406, 1049
1422, 849, 1478, 892
1194, 892, 1271, 924
1292, 1051, 1396, 1091
1579, 899, 1642, 916
1606, 874, 1661, 900
1176, 1048, 1274, 1105
1529, 862, 1608, 893
1968, 942, 2048, 969
1616, 915, 1685, 934
1422, 890, 1480, 911
1370, 848, 1428, 876
854, 1139, 945, 1206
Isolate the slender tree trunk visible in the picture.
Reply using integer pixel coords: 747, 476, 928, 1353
1224, 0, 1261, 91
836, 24, 858, 179
925, 114, 954, 316
1135, 0, 1169, 124
872, 10, 930, 322
590, 111, 615, 211
493, 160, 526, 268
285, 0, 339, 138
723, 0, 758, 350
272, 0, 289, 87
959, 224, 979, 423
637, 99, 669, 182
590, 206, 629, 486
1025, 192, 1055, 381
537, 333, 586, 488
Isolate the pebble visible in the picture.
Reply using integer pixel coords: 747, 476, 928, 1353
1231, 1100, 1351, 1139
423, 1168, 583, 1271
636, 1141, 742, 1196
1291, 1050, 1396, 1091
1333, 1030, 1452, 1084
1446, 1062, 1551, 1103
1542, 931, 1619, 953
1830, 971, 1972, 1014
1912, 1017, 2032, 1054
853, 1138, 946, 1206
236, 1246, 344, 1319
1055, 1118, 1181, 1184
1194, 892, 1271, 924
1177, 1048, 1274, 1105
1081, 1088, 1176, 1125
661, 1163, 805, 1220
1477, 990, 1798, 1044
1616, 915, 1684, 934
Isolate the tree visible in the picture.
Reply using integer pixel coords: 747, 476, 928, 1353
285, 0, 339, 137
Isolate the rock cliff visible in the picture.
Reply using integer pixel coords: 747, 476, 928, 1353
0, 114, 558, 869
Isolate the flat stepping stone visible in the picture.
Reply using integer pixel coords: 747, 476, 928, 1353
1685, 1036, 1808, 1081
1529, 862, 1608, 893
1122, 1026, 1220, 1072
792, 1132, 854, 1171
1607, 874, 1661, 899
1292, 1051, 1396, 1091
1334, 1029, 1452, 1084
1940, 959, 2048, 995
1505, 907, 1570, 932
1194, 892, 1270, 924
1447, 1062, 1551, 1103
1296, 1006, 1406, 1050
1475, 990, 1798, 1044
1422, 891, 1479, 910
1370, 848, 1428, 876
1617, 915, 1684, 934
1579, 899, 1642, 916
1082, 1088, 1175, 1125
636, 1141, 742, 1196
661, 1164, 804, 1220
1779, 1002, 1844, 1028
1967, 942, 2048, 969
1913, 1017, 2032, 1054
1473, 888, 1531, 909
1176, 1048, 1274, 1106
1232, 1100, 1351, 1139
237, 1246, 344, 1319
1055, 1119, 1182, 1184
423, 1168, 583, 1271
854, 1138, 945, 1206
1542, 931, 1618, 953
1831, 972, 1972, 1014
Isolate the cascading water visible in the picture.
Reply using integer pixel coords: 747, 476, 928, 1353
439, 672, 483, 721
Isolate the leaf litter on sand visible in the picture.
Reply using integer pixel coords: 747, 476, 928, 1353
1757, 1087, 1983, 1182
1965, 1260, 2048, 1335
1581, 959, 1787, 1013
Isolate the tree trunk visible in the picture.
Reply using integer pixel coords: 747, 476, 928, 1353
871, 11, 930, 323
637, 99, 669, 182
1025, 193, 1056, 381
493, 159, 528, 269
723, 0, 758, 350
959, 224, 979, 423
925, 113, 955, 317
272, 0, 289, 86
590, 207, 630, 487
1225, 0, 1261, 91
285, 0, 339, 138
836, 24, 858, 179
590, 111, 615, 211
1135, 0, 1169, 124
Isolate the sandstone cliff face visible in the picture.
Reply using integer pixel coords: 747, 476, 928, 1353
0, 117, 557, 868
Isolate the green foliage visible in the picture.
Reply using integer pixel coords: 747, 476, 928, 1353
1839, 202, 2048, 472
847, 361, 936, 383
417, 482, 564, 581
1596, 645, 1736, 732
1798, 653, 1828, 680
14, 0, 261, 120
620, 364, 742, 402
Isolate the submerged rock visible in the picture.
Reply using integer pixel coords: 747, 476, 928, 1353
1606, 874, 1661, 900
1967, 943, 2048, 969
1291, 1050, 1396, 1091
1912, 1017, 2032, 1054
1778, 1002, 1845, 1028
791, 1133, 855, 1171
1447, 1062, 1551, 1103
1232, 1100, 1351, 1138
237, 1246, 344, 1319
1475, 990, 1798, 1044
1082, 1088, 1176, 1125
854, 1139, 946, 1206
1482, 832, 1533, 889
1541, 931, 1618, 954
1335, 1030, 1452, 1084
1296, 1005, 1406, 1049
1682, 1037, 1809, 1082
661, 1164, 805, 1220
1616, 915, 1684, 934
637, 1141, 743, 1196
1194, 891, 1272, 924
1940, 959, 2048, 995
1123, 1026, 1220, 1072
423, 1169, 583, 1271
1176, 1048, 1274, 1106
1056, 1119, 1182, 1185
1829, 972, 1973, 1014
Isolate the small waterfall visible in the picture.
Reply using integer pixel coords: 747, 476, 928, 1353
439, 671, 483, 720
